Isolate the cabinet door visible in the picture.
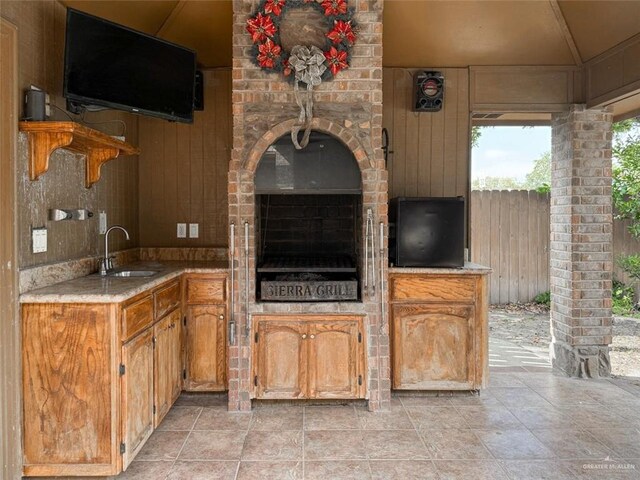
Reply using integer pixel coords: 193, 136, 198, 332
185, 305, 226, 391
153, 314, 176, 427
23, 304, 118, 477
308, 320, 362, 399
254, 320, 307, 399
392, 304, 475, 390
121, 329, 154, 470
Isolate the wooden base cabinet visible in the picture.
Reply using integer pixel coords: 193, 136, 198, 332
183, 274, 228, 391
252, 315, 366, 400
390, 272, 489, 391
22, 278, 183, 477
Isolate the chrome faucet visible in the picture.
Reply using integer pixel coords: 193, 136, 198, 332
99, 225, 130, 276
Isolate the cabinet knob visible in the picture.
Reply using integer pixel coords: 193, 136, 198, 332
219, 314, 224, 320
310, 334, 315, 339
302, 334, 307, 339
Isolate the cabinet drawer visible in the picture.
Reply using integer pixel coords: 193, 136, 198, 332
122, 296, 154, 341
390, 275, 476, 303
155, 281, 180, 319
185, 277, 226, 304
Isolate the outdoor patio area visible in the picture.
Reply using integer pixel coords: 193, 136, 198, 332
113, 335, 640, 480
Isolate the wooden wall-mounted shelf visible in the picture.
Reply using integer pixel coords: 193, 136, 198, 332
19, 121, 140, 188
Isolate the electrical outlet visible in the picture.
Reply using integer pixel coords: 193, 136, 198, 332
189, 223, 199, 238
99, 211, 107, 234
177, 223, 187, 238
32, 228, 47, 253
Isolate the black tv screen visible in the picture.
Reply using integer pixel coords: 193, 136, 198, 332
64, 8, 196, 123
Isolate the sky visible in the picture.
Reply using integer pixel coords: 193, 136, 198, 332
471, 126, 551, 182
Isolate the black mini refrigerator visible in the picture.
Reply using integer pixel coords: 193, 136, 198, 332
389, 196, 465, 267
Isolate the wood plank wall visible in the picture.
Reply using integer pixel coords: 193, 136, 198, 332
138, 69, 231, 248
470, 190, 640, 304
382, 68, 471, 243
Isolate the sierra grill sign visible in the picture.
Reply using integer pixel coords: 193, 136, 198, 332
260, 280, 358, 301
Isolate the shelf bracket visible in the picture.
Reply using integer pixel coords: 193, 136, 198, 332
85, 147, 120, 188
27, 131, 74, 181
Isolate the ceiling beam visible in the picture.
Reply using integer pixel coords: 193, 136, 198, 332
549, 0, 583, 66
155, 0, 186, 37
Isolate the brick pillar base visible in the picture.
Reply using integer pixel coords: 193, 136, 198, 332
550, 104, 613, 378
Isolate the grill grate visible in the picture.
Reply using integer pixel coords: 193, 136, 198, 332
257, 255, 356, 273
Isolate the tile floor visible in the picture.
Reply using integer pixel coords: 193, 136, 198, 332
114, 340, 640, 480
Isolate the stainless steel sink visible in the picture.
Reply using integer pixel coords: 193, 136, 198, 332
107, 270, 160, 278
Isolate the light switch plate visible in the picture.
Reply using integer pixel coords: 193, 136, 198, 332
32, 228, 47, 253
189, 223, 199, 238
177, 223, 187, 238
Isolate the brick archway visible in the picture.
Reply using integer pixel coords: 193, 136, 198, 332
242, 118, 374, 174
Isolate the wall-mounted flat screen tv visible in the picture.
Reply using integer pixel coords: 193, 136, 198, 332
64, 8, 196, 123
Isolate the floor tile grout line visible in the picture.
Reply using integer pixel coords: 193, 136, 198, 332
525, 418, 618, 449
236, 406, 254, 475
164, 406, 202, 479
398, 394, 439, 476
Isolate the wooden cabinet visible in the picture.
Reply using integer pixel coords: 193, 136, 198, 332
252, 315, 365, 400
389, 272, 489, 391
121, 329, 154, 470
183, 274, 227, 391
22, 277, 184, 477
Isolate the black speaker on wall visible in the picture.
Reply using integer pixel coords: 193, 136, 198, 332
194, 70, 204, 111
413, 71, 444, 112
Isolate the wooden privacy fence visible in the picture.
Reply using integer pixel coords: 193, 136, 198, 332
470, 190, 640, 305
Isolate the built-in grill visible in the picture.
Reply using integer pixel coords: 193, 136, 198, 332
258, 255, 356, 273
254, 131, 362, 302
258, 255, 357, 302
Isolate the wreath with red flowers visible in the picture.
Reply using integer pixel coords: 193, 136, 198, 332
246, 0, 357, 83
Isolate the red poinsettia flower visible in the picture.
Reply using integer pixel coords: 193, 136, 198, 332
264, 0, 285, 16
246, 12, 276, 43
326, 20, 356, 45
257, 39, 282, 68
283, 58, 292, 76
321, 0, 347, 16
324, 46, 348, 76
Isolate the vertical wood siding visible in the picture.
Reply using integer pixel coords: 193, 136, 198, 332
470, 190, 640, 304
138, 69, 231, 248
382, 67, 471, 242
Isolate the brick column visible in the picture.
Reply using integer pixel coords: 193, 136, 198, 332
550, 104, 613, 378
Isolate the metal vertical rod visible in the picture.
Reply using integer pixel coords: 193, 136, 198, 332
244, 221, 250, 338
364, 209, 370, 297
379, 222, 385, 334
370, 212, 376, 295
228, 223, 236, 345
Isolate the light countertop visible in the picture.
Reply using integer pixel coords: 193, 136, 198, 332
388, 262, 491, 274
20, 261, 228, 304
